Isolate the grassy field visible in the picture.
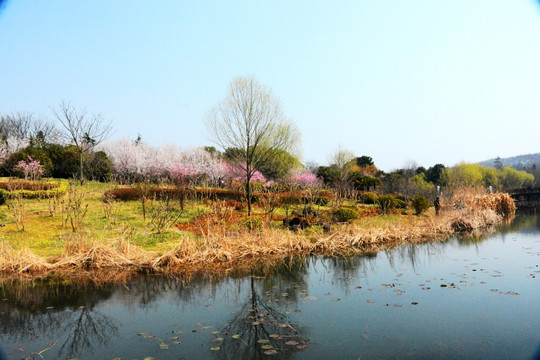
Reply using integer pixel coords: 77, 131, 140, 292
0, 178, 515, 282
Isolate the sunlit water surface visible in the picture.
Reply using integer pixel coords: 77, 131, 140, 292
1, 213, 539, 360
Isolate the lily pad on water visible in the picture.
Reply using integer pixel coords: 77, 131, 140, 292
264, 349, 278, 355
297, 344, 310, 350
232, 334, 242, 339
172, 330, 183, 334
211, 347, 221, 351
171, 336, 180, 340
258, 339, 270, 344
212, 337, 224, 343
159, 342, 169, 350
212, 331, 220, 335
269, 334, 280, 338
285, 340, 299, 346
277, 323, 289, 328
172, 340, 182, 345
261, 345, 274, 350
143, 357, 155, 360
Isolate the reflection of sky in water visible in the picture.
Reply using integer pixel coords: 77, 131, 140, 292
1, 212, 539, 359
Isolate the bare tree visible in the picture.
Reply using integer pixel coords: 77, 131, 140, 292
206, 76, 300, 216
51, 101, 112, 182
329, 146, 355, 205
0, 112, 61, 147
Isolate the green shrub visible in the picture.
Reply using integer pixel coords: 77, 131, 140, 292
332, 207, 359, 223
85, 151, 113, 182
359, 192, 378, 204
377, 195, 398, 214
395, 199, 407, 209
411, 195, 430, 215
240, 216, 263, 231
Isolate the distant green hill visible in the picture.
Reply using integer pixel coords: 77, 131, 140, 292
479, 153, 540, 170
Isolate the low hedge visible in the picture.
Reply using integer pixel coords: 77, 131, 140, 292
106, 187, 331, 207
0, 181, 68, 200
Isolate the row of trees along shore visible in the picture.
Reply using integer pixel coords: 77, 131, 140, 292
0, 77, 536, 214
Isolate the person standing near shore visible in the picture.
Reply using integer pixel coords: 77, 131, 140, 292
434, 196, 441, 216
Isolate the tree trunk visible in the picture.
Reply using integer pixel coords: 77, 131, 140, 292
79, 150, 84, 183
246, 178, 252, 216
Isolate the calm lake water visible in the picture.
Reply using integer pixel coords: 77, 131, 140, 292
1, 213, 540, 360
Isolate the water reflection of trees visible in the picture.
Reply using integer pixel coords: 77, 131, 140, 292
0, 279, 119, 358
213, 259, 310, 360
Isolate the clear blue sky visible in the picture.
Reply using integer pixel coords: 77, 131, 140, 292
1, 1, 540, 171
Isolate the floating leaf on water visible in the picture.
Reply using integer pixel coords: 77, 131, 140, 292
269, 334, 279, 338
393, 304, 403, 308
212, 338, 224, 343
203, 326, 213, 329
282, 293, 289, 297
277, 323, 288, 328
367, 300, 375, 303
112, 358, 121, 360
211, 347, 221, 351
172, 330, 183, 334
268, 319, 277, 324
232, 334, 242, 339
212, 331, 220, 335
261, 345, 274, 350
137, 332, 152, 337
332, 298, 341, 301
264, 349, 278, 355
196, 322, 205, 326
159, 342, 169, 350
172, 340, 182, 345
258, 339, 270, 344
143, 358, 155, 360
411, 302, 419, 305
285, 341, 299, 346
231, 311, 240, 314
297, 344, 310, 350
145, 335, 156, 339
171, 336, 180, 340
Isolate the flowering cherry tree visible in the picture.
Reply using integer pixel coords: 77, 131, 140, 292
286, 171, 321, 188
16, 156, 43, 181
0, 136, 29, 166
102, 139, 227, 184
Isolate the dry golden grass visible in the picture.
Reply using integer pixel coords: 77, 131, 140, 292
0, 189, 515, 282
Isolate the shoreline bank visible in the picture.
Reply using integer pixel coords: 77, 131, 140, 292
0, 200, 514, 283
